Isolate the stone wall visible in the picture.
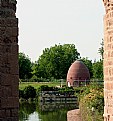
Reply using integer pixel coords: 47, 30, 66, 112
103, 0, 113, 121
67, 109, 81, 121
0, 0, 19, 120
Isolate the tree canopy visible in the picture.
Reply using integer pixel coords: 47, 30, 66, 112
34, 44, 80, 79
19, 43, 103, 81
92, 60, 103, 80
80, 57, 93, 78
19, 52, 32, 79
98, 39, 104, 60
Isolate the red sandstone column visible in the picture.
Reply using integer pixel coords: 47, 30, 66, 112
0, 0, 19, 120
103, 0, 113, 121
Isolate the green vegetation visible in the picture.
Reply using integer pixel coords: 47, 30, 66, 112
76, 83, 104, 121
19, 43, 103, 82
19, 81, 104, 121
37, 85, 58, 91
92, 60, 103, 80
98, 39, 104, 60
19, 43, 104, 120
80, 57, 93, 78
19, 84, 74, 100
19, 82, 66, 90
19, 102, 69, 121
19, 52, 32, 79
33, 44, 80, 79
22, 86, 36, 100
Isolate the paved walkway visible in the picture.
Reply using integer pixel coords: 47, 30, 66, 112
67, 109, 81, 121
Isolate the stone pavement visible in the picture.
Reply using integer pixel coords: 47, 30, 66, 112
67, 109, 81, 121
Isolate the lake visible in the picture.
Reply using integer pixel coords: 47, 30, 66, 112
19, 102, 78, 121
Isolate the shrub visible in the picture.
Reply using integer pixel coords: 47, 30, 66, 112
23, 85, 36, 100
79, 84, 104, 121
38, 85, 58, 92
19, 89, 24, 99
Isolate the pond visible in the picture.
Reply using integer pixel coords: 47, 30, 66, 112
19, 102, 78, 121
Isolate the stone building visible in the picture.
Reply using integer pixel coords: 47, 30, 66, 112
0, 0, 19, 120
66, 60, 90, 87
103, 0, 113, 120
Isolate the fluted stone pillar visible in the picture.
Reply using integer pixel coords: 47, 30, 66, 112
103, 0, 113, 121
0, 0, 19, 120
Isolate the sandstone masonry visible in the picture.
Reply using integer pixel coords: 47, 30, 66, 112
103, 0, 113, 121
0, 0, 19, 120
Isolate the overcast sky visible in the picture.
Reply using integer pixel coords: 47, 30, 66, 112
16, 0, 105, 62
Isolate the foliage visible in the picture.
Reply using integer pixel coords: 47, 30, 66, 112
19, 89, 24, 99
19, 43, 104, 81
98, 39, 104, 60
19, 102, 36, 121
23, 85, 36, 100
38, 85, 58, 92
80, 57, 93, 78
19, 82, 66, 90
58, 86, 75, 95
79, 83, 104, 121
19, 83, 75, 100
34, 44, 80, 79
19, 52, 32, 79
92, 60, 103, 80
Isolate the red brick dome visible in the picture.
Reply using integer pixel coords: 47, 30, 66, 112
67, 60, 90, 87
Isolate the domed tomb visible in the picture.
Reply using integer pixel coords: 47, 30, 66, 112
67, 60, 90, 87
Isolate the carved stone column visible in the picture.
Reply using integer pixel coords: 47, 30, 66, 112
0, 0, 19, 120
103, 0, 113, 120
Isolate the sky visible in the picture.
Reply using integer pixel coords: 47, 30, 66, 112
16, 0, 105, 62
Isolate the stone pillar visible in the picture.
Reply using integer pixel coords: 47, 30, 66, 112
0, 0, 19, 121
103, 0, 113, 121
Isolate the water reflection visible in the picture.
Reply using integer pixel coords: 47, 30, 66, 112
19, 102, 36, 121
28, 112, 41, 121
19, 102, 78, 121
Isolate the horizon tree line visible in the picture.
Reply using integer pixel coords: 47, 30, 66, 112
19, 42, 103, 81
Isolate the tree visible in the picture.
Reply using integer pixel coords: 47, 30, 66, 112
92, 60, 103, 80
23, 85, 36, 100
80, 57, 93, 78
19, 52, 32, 79
34, 44, 80, 79
98, 39, 104, 60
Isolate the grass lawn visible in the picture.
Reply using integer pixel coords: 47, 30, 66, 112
19, 82, 66, 90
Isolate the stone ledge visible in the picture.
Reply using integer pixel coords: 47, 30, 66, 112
67, 109, 81, 121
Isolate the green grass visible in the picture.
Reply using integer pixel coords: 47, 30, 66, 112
19, 82, 66, 90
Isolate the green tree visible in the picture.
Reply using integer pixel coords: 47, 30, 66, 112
34, 44, 80, 79
92, 60, 103, 80
80, 57, 93, 78
19, 52, 32, 79
23, 86, 36, 100
98, 39, 104, 60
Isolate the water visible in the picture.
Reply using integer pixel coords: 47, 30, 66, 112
19, 102, 78, 121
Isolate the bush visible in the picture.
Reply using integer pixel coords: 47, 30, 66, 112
38, 85, 58, 92
79, 84, 104, 121
19, 89, 24, 99
23, 85, 36, 100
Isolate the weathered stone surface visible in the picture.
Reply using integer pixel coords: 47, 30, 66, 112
1, 97, 19, 109
103, 0, 113, 121
11, 108, 18, 117
67, 109, 81, 121
0, 0, 19, 120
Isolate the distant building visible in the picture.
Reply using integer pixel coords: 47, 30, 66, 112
66, 60, 90, 87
